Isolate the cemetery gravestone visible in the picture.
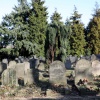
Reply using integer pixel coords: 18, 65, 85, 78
15, 62, 30, 85
1, 68, 16, 86
2, 59, 8, 65
92, 60, 100, 76
65, 60, 71, 69
29, 58, 40, 69
8, 61, 17, 69
75, 59, 93, 85
24, 69, 34, 85
69, 55, 77, 64
49, 61, 67, 86
91, 54, 97, 61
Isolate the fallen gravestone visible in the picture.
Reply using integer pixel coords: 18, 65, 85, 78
49, 61, 67, 86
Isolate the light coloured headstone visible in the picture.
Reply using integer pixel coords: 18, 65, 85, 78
24, 69, 34, 85
38, 63, 45, 81
75, 59, 93, 85
2, 59, 8, 65
15, 62, 30, 85
49, 61, 67, 86
92, 60, 100, 76
8, 61, 17, 69
92, 60, 100, 68
1, 68, 16, 86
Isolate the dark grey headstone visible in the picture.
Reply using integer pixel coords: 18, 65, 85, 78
29, 58, 39, 69
65, 60, 71, 69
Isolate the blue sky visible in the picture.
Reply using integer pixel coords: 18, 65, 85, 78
0, 0, 100, 26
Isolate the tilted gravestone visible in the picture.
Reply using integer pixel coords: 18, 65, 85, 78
75, 59, 93, 85
7, 61, 17, 69
1, 68, 16, 86
49, 61, 67, 86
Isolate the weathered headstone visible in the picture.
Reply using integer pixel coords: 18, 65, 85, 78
15, 62, 30, 86
92, 60, 100, 76
38, 62, 46, 81
2, 59, 8, 65
24, 69, 34, 85
49, 61, 67, 86
69, 55, 77, 64
75, 59, 93, 85
8, 61, 17, 69
91, 54, 97, 61
1, 68, 16, 86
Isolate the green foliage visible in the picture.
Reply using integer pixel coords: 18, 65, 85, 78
28, 0, 48, 57
0, 0, 31, 57
86, 3, 100, 54
69, 7, 86, 56
46, 11, 70, 62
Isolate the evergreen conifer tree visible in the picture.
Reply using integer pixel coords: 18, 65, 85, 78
69, 7, 86, 56
46, 10, 69, 62
28, 0, 48, 57
86, 3, 100, 54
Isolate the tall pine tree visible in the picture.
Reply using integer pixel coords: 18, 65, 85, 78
86, 3, 100, 54
69, 6, 86, 56
28, 0, 48, 57
0, 0, 33, 57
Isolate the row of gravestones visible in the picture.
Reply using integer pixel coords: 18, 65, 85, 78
1, 62, 35, 86
65, 54, 100, 69
0, 57, 42, 86
1, 54, 100, 88
1, 58, 67, 87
